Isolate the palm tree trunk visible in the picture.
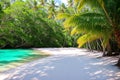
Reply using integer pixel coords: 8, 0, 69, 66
102, 40, 112, 56
102, 47, 106, 56
106, 41, 112, 56
114, 29, 120, 66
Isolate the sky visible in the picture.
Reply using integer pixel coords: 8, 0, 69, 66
61, 0, 68, 4
55, 0, 68, 5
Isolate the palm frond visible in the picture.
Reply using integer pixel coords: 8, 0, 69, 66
63, 12, 110, 33
71, 27, 78, 35
77, 0, 87, 11
77, 33, 101, 47
74, 0, 80, 3
56, 13, 71, 20
75, 0, 104, 12
98, 0, 104, 7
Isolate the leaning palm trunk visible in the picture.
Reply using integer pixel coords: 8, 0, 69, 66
114, 29, 120, 66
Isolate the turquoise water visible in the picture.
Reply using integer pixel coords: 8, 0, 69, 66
0, 49, 47, 71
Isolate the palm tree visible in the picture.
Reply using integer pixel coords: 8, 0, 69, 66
57, 0, 120, 65
74, 0, 120, 55
47, 0, 56, 19
58, 3, 68, 13
57, 1, 111, 53
40, 0, 47, 6
74, 0, 120, 48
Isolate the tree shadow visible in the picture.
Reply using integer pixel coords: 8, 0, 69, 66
1, 48, 120, 80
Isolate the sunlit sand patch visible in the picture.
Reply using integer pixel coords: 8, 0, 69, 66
0, 74, 10, 80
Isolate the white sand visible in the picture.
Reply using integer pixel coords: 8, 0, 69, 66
0, 48, 120, 80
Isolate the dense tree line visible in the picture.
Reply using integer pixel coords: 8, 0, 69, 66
0, 0, 77, 48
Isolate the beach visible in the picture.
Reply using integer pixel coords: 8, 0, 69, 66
0, 48, 120, 80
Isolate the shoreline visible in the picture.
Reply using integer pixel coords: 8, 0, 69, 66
0, 48, 120, 80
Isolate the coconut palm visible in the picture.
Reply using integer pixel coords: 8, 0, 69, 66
57, 0, 120, 65
57, 1, 111, 53
75, 0, 120, 55
74, 0, 120, 48
47, 0, 57, 19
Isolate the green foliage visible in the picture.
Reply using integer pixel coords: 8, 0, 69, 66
0, 1, 73, 48
57, 11, 112, 48
0, 3, 4, 24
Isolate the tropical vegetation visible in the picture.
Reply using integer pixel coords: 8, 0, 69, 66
0, 0, 120, 66
57, 0, 120, 65
0, 0, 76, 48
